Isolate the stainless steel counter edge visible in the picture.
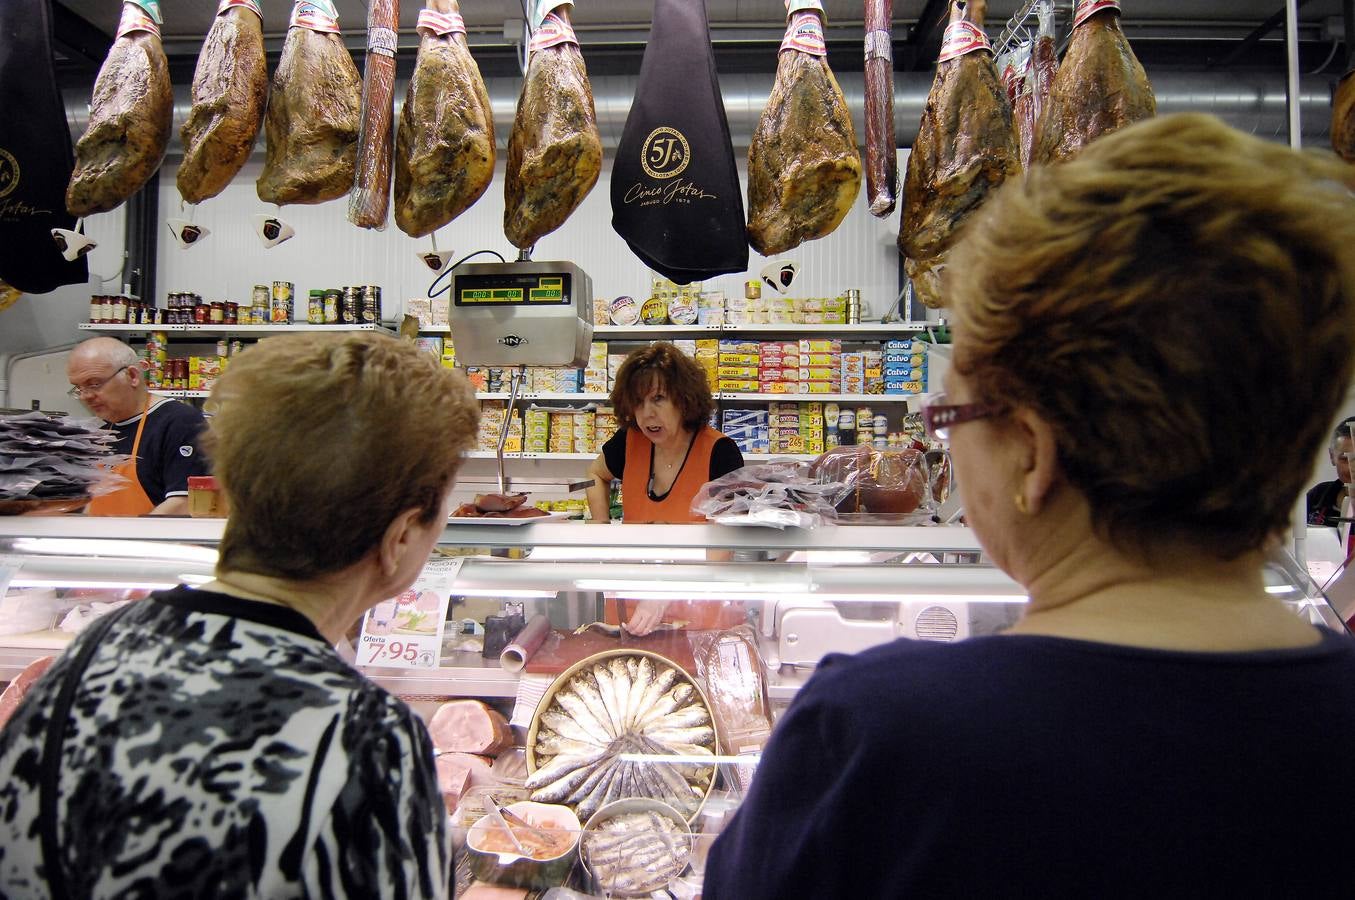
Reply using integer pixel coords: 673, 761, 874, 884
1, 517, 985, 553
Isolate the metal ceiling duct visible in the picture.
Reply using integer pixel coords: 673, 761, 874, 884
61, 69, 1334, 153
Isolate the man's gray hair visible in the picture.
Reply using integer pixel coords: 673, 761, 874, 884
1331, 416, 1355, 451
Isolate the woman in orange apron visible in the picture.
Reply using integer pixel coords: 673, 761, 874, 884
585, 343, 747, 635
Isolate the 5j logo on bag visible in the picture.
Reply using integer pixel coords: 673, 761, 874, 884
0, 148, 19, 200
642, 127, 691, 180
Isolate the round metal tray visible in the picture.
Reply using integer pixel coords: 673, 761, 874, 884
525, 648, 718, 824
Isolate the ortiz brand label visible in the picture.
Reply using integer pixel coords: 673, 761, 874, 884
781, 10, 826, 56
529, 11, 578, 52
938, 19, 991, 62
417, 9, 465, 37
290, 0, 340, 33
1074, 0, 1121, 27
217, 0, 262, 19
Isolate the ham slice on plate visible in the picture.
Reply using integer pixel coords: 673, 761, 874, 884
434, 751, 493, 813
0, 656, 55, 730
427, 699, 513, 755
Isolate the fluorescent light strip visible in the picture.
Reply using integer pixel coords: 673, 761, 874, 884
451, 588, 559, 599
12, 537, 218, 565
10, 578, 179, 590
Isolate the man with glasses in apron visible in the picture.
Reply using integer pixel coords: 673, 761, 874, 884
65, 337, 208, 516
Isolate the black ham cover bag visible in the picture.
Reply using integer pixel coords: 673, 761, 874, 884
611, 0, 747, 284
0, 0, 89, 293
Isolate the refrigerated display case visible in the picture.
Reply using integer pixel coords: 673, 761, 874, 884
0, 517, 1346, 895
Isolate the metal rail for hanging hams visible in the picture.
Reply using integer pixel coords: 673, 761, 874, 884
994, 0, 1043, 56
994, 0, 1040, 54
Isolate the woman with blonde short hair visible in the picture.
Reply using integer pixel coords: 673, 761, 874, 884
705, 114, 1355, 898
0, 332, 478, 898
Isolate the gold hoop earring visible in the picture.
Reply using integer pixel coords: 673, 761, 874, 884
1014, 492, 1030, 515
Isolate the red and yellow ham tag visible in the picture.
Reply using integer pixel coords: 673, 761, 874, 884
289, 0, 340, 34
529, 11, 578, 52
116, 3, 160, 38
781, 10, 827, 57
216, 0, 262, 20
417, 9, 466, 37
938, 19, 991, 62
1073, 0, 1121, 28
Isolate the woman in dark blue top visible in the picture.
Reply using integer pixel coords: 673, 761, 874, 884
704, 113, 1355, 899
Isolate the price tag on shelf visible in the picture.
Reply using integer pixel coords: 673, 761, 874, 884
355, 557, 463, 669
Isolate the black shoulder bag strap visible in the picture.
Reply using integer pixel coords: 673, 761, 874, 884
38, 604, 133, 898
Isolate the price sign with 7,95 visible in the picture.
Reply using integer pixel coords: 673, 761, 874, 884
355, 559, 461, 669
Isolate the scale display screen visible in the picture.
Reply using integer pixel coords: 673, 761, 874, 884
454, 272, 572, 307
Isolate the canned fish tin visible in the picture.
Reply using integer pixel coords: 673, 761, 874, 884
342, 286, 360, 324
360, 285, 381, 324
271, 281, 294, 324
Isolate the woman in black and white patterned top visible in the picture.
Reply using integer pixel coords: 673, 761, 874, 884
0, 333, 480, 898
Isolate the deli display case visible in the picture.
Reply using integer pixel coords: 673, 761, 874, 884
0, 516, 1346, 896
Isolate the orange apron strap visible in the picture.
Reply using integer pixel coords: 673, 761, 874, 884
86, 398, 155, 517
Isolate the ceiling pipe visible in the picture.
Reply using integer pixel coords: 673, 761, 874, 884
61, 69, 1334, 153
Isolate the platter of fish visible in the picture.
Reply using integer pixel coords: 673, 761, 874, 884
525, 650, 718, 823
581, 799, 693, 898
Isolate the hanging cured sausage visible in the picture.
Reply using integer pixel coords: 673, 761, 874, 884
177, 0, 268, 205
504, 4, 602, 250
393, 0, 495, 238
349, 0, 399, 228
864, 0, 897, 217
1032, 0, 1154, 164
257, 1, 362, 206
746, 1, 862, 255
899, 0, 1020, 308
66, 1, 172, 217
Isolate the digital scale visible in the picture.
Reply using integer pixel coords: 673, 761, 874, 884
444, 259, 595, 492
446, 260, 594, 368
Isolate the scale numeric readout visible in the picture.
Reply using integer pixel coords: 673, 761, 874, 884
455, 274, 570, 306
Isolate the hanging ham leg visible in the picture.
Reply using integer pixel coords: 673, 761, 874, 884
746, 5, 862, 255
393, 0, 496, 238
899, 0, 1020, 308
66, 3, 172, 217
177, 1, 268, 205
1333, 70, 1355, 163
1032, 0, 1154, 164
503, 6, 602, 250
257, 4, 362, 206
864, 0, 897, 217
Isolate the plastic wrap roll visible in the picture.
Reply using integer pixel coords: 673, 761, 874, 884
500, 613, 551, 673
